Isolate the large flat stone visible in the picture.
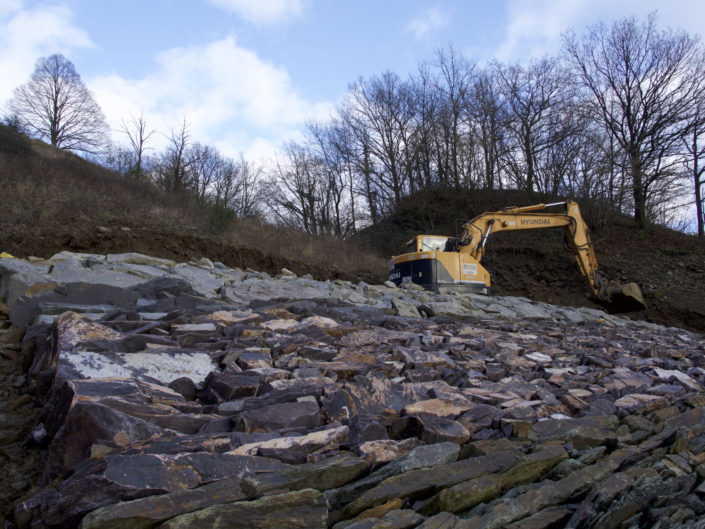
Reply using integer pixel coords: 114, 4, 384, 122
18, 453, 288, 529
241, 452, 368, 497
156, 488, 328, 529
340, 447, 524, 519
233, 400, 321, 433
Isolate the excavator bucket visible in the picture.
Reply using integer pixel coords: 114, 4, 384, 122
598, 281, 646, 314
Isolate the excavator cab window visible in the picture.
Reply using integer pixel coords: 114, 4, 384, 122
420, 236, 450, 252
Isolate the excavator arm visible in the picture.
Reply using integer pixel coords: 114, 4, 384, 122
389, 200, 646, 313
459, 201, 600, 297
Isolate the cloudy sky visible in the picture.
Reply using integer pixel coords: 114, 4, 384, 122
1, 0, 704, 162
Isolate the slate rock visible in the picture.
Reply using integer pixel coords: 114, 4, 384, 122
241, 452, 368, 497
340, 447, 524, 519
19, 452, 287, 529
218, 382, 324, 414
414, 413, 471, 445
415, 512, 466, 528
11, 283, 140, 327
156, 488, 328, 529
43, 399, 168, 482
325, 442, 460, 510
78, 476, 244, 528
504, 506, 574, 529
131, 277, 196, 300
347, 415, 390, 446
403, 398, 473, 419
203, 372, 261, 402
357, 439, 421, 463
461, 448, 639, 529
528, 417, 618, 449
169, 377, 197, 401
419, 444, 568, 515
228, 425, 349, 460
233, 400, 321, 433
236, 349, 273, 370
335, 509, 424, 529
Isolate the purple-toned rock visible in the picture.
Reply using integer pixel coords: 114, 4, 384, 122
157, 488, 328, 529
17, 453, 287, 529
236, 349, 273, 370
203, 372, 261, 402
233, 400, 322, 433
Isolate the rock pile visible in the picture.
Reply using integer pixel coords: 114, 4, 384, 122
1, 251, 705, 528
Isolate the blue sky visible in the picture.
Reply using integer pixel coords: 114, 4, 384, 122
2, 0, 704, 162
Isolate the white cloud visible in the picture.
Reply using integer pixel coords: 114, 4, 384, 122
0, 2, 92, 107
90, 36, 332, 162
0, 0, 21, 16
495, 0, 586, 62
495, 0, 705, 64
206, 0, 305, 25
406, 7, 450, 40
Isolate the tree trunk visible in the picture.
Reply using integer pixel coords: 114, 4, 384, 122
695, 166, 704, 238
630, 153, 647, 228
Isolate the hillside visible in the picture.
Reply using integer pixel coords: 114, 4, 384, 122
361, 188, 705, 334
1, 124, 704, 333
0, 125, 386, 284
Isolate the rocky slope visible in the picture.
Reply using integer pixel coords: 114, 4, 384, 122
1, 252, 705, 528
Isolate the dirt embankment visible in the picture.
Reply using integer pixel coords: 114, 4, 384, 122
3, 216, 704, 334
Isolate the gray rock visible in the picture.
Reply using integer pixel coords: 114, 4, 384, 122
233, 400, 321, 433
326, 442, 460, 510
340, 447, 524, 519
241, 452, 368, 497
157, 488, 328, 529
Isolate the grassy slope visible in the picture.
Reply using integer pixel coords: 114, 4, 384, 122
0, 125, 386, 284
1, 125, 704, 332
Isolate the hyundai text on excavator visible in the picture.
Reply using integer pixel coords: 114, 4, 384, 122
388, 200, 646, 313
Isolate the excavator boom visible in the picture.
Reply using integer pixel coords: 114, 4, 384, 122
388, 200, 645, 313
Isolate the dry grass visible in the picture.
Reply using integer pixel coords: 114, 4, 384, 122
0, 126, 388, 282
227, 219, 388, 280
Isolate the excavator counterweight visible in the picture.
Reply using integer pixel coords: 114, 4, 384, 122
388, 200, 646, 314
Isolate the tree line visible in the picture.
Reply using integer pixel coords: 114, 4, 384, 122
4, 13, 705, 237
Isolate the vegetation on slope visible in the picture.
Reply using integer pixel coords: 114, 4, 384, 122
1, 124, 704, 333
0, 124, 386, 283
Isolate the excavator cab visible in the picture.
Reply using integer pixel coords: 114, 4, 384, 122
390, 235, 491, 294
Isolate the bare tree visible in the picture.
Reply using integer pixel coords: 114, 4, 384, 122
267, 142, 326, 234
494, 57, 572, 200
120, 111, 154, 179
470, 69, 506, 190
188, 143, 221, 201
564, 13, 705, 227
308, 121, 357, 237
409, 62, 440, 191
8, 54, 107, 155
154, 119, 191, 193
684, 130, 705, 238
344, 72, 416, 212
208, 155, 261, 217
431, 45, 476, 189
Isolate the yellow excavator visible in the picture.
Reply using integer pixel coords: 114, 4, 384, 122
388, 200, 646, 313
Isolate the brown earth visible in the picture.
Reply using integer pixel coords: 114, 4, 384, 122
489, 223, 705, 333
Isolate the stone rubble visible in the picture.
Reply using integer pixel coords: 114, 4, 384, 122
0, 252, 704, 528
